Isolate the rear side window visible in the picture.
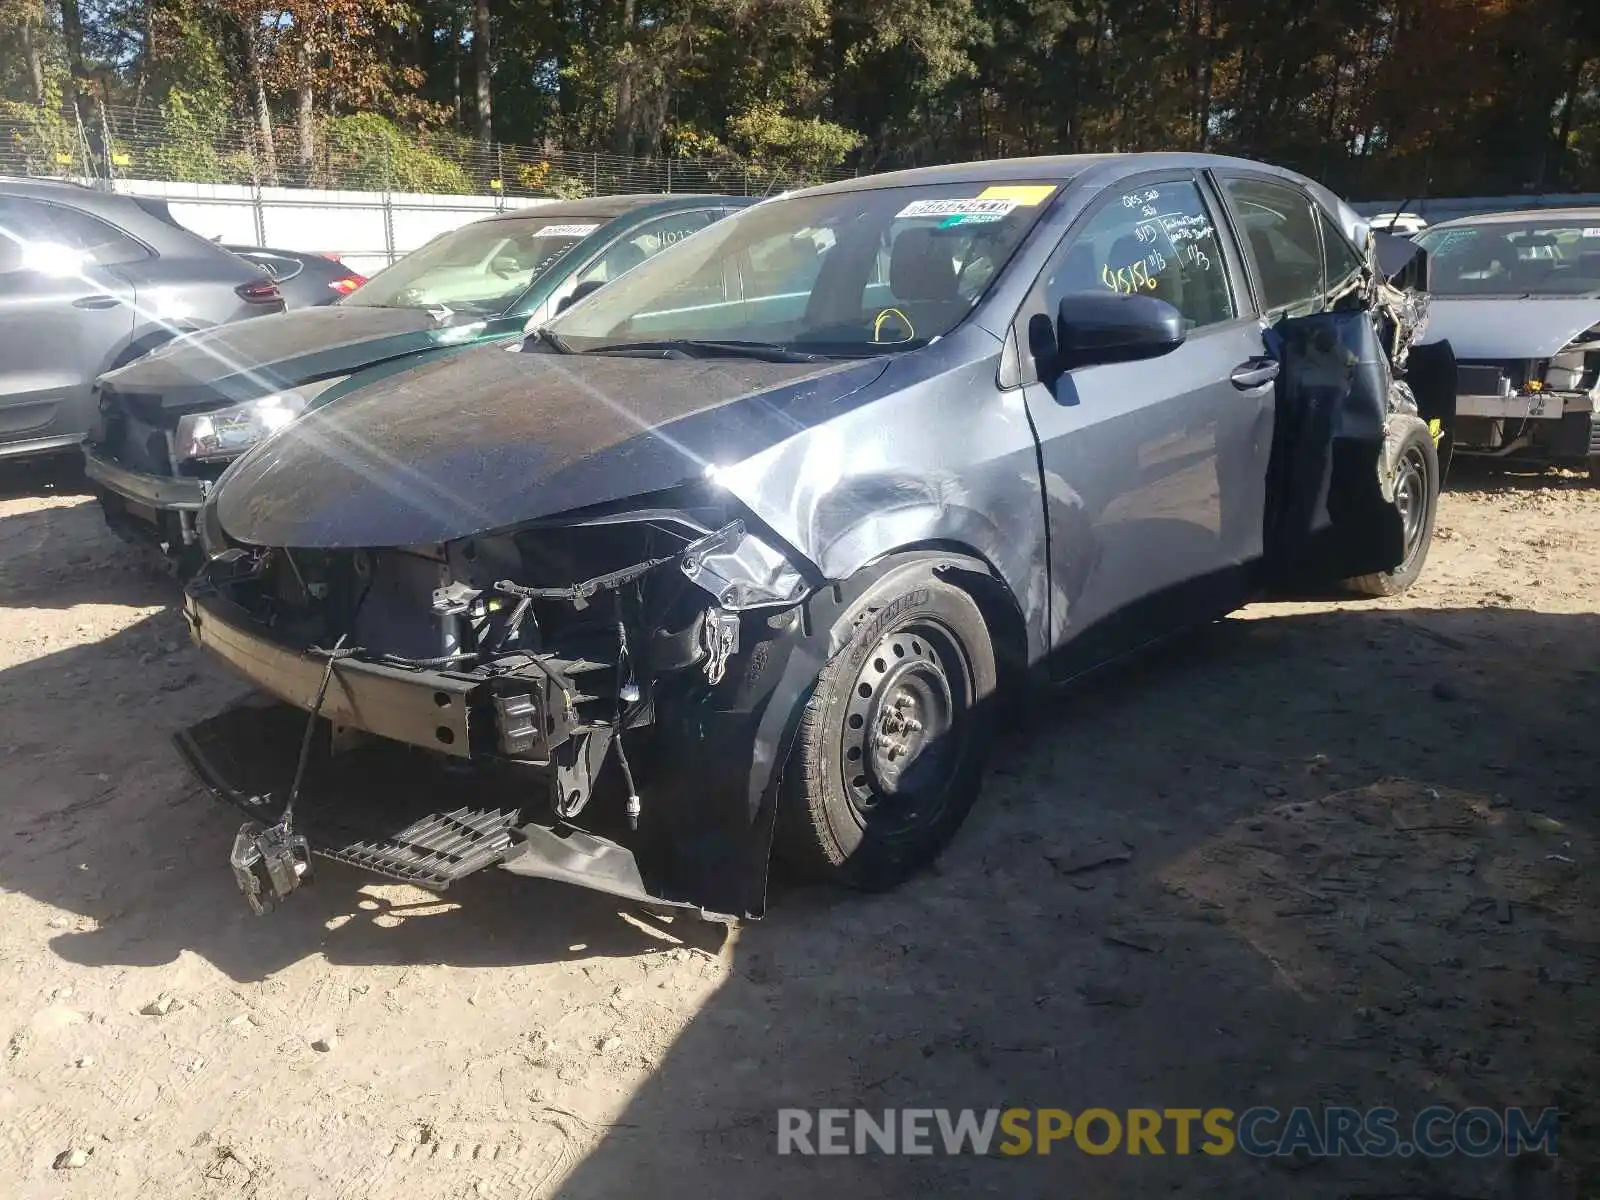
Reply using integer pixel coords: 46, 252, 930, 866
36, 202, 152, 267
1222, 177, 1324, 315
1319, 210, 1367, 294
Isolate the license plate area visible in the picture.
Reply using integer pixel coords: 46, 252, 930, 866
1455, 392, 1564, 420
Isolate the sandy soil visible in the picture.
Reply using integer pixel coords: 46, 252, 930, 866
0, 457, 1596, 1199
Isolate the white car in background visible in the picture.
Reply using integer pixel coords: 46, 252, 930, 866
1415, 208, 1600, 478
1371, 211, 1429, 236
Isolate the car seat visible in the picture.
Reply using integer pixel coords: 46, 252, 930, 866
603, 240, 648, 281
886, 227, 970, 337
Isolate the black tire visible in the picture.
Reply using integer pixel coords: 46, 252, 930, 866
776, 564, 998, 890
1346, 422, 1439, 597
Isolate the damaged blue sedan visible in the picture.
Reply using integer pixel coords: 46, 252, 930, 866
175, 154, 1454, 919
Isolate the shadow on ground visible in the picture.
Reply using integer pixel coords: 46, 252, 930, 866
0, 453, 91, 502
0, 593, 1595, 1195
543, 602, 1599, 1200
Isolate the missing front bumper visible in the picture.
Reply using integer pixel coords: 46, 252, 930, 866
175, 700, 520, 888
183, 591, 478, 756
175, 698, 717, 914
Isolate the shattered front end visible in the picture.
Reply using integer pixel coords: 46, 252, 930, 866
177, 490, 818, 920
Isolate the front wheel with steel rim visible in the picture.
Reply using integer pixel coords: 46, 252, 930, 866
777, 564, 998, 891
1346, 422, 1440, 597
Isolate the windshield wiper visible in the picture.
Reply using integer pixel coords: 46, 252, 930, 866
583, 339, 825, 363
530, 326, 575, 354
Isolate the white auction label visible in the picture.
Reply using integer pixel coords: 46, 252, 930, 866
537, 223, 601, 237
895, 198, 1017, 220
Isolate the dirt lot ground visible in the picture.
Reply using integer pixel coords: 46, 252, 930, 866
0, 458, 1596, 1200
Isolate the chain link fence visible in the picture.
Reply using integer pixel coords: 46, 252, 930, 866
0, 100, 855, 199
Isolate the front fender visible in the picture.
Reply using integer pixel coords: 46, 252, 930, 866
654, 551, 1006, 919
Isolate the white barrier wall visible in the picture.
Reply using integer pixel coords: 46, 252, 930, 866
104, 179, 553, 275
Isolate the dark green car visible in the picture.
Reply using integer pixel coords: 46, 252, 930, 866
83, 192, 750, 566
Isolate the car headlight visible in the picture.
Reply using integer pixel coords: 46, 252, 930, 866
174, 375, 348, 463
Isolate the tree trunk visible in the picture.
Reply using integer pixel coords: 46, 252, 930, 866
59, 0, 86, 108
297, 41, 315, 174
611, 0, 637, 154
254, 76, 278, 185
451, 10, 463, 127
21, 15, 47, 105
131, 0, 149, 108
473, 0, 492, 142
1187, 0, 1202, 148
1545, 48, 1586, 189
246, 9, 278, 187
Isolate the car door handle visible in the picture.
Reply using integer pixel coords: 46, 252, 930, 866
72, 294, 121, 310
1230, 358, 1280, 389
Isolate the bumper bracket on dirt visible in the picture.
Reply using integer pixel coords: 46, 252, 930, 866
174, 701, 520, 891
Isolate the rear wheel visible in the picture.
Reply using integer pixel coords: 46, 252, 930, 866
1346, 423, 1439, 597
777, 566, 997, 890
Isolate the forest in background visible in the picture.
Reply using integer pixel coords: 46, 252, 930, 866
1, 0, 1599, 199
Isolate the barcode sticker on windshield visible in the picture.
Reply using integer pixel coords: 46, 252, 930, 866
896, 198, 1017, 220
537, 223, 600, 237
1583, 227, 1600, 239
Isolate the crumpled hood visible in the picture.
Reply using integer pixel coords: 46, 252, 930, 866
215, 344, 889, 549
99, 305, 464, 409
1420, 297, 1600, 360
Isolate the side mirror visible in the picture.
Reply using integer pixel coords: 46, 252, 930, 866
556, 278, 605, 315
1051, 291, 1185, 373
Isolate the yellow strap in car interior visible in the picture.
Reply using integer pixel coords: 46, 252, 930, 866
873, 308, 915, 343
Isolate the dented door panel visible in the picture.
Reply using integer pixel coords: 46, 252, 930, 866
1263, 308, 1427, 582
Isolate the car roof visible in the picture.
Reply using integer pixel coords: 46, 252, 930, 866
796, 152, 1315, 196
0, 174, 141, 213
479, 193, 752, 223
1426, 207, 1600, 230
0, 175, 210, 246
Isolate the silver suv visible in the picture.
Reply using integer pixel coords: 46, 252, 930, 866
0, 177, 284, 463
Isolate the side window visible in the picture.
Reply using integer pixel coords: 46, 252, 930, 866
0, 198, 51, 275
578, 210, 714, 286
1044, 178, 1236, 331
1319, 209, 1366, 295
1221, 177, 1324, 314
36, 202, 151, 267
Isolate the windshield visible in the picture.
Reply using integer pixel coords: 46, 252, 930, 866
345, 214, 606, 314
545, 181, 1062, 355
1416, 219, 1600, 297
